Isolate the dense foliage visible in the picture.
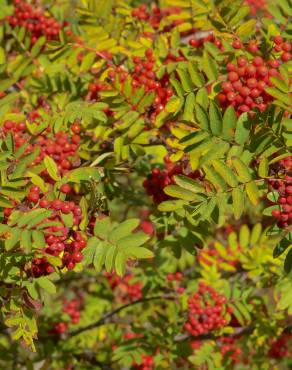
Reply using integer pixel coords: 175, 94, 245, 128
0, 0, 291, 368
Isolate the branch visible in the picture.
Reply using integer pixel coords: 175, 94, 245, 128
67, 294, 175, 338
174, 325, 256, 342
174, 323, 292, 343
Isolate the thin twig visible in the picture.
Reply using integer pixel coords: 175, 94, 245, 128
67, 294, 175, 338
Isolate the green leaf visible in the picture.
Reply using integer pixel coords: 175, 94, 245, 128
20, 229, 32, 253
26, 171, 48, 193
32, 230, 46, 248
93, 242, 108, 272
125, 246, 153, 259
36, 277, 56, 294
269, 76, 289, 93
250, 223, 262, 245
158, 199, 188, 212
80, 51, 96, 72
199, 141, 229, 166
61, 212, 73, 228
180, 131, 209, 146
187, 62, 204, 87
184, 137, 214, 155
5, 228, 21, 250
165, 96, 183, 113
114, 136, 124, 162
174, 175, 205, 193
232, 188, 245, 220
170, 77, 184, 96
235, 113, 251, 145
117, 232, 150, 249
94, 217, 112, 239
114, 251, 126, 276
284, 247, 292, 274
177, 68, 194, 93
30, 36, 46, 58
211, 160, 238, 187
274, 237, 291, 258
245, 181, 259, 206
26, 209, 52, 229
105, 244, 117, 272
231, 157, 251, 183
229, 6, 250, 27
0, 47, 5, 64
258, 157, 269, 178
202, 54, 218, 80
196, 88, 209, 110
195, 104, 209, 131
0, 196, 13, 208
209, 101, 222, 136
203, 164, 227, 191
183, 93, 195, 122
164, 185, 200, 201
236, 19, 257, 38
110, 219, 140, 241
44, 156, 60, 181
265, 87, 291, 105
222, 106, 237, 141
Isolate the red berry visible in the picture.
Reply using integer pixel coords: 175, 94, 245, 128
228, 72, 239, 82
232, 39, 242, 49
253, 56, 264, 66
28, 192, 39, 203
72, 252, 83, 263
60, 184, 72, 194
274, 36, 283, 45
281, 52, 291, 62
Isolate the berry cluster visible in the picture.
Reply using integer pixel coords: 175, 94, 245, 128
49, 298, 82, 335
184, 283, 231, 336
217, 55, 281, 115
3, 176, 87, 277
245, 0, 269, 17
106, 50, 173, 122
133, 354, 154, 370
269, 157, 292, 228
189, 32, 223, 51
143, 157, 202, 204
30, 256, 55, 278
220, 337, 242, 364
167, 272, 185, 294
131, 4, 181, 31
62, 299, 81, 325
88, 49, 175, 124
272, 36, 291, 63
88, 81, 109, 101
268, 334, 291, 359
2, 119, 81, 176
167, 271, 183, 282
6, 0, 61, 45
105, 273, 142, 302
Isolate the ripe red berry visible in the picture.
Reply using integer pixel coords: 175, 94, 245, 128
72, 252, 83, 263
274, 36, 283, 45
237, 56, 247, 67
28, 192, 40, 203
281, 52, 291, 62
282, 42, 291, 52
253, 56, 264, 66
60, 184, 72, 194
232, 39, 242, 49
228, 72, 239, 82
247, 41, 258, 53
